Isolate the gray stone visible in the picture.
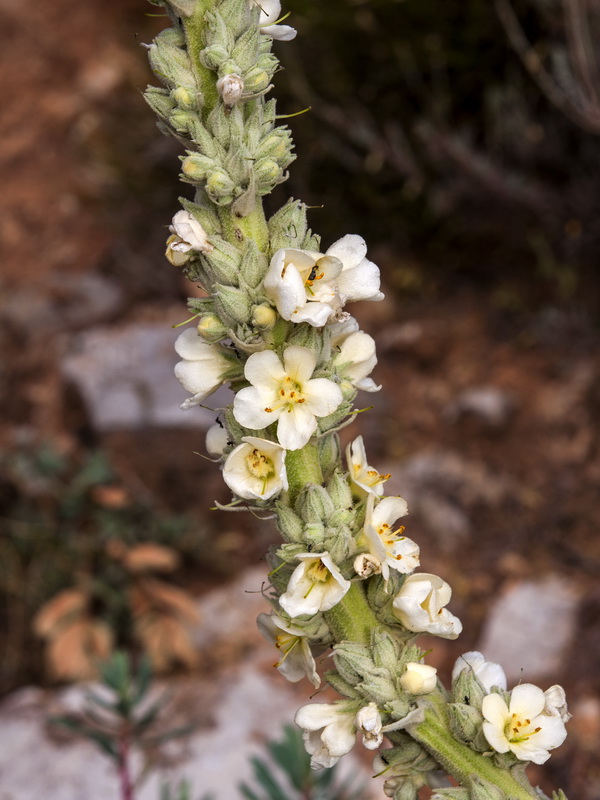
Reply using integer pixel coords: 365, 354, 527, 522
477, 577, 580, 683
61, 322, 232, 431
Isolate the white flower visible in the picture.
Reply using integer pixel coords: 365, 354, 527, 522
216, 73, 244, 106
333, 330, 381, 392
168, 210, 213, 254
279, 552, 351, 618
452, 651, 507, 693
264, 235, 383, 327
543, 685, 571, 723
346, 435, 390, 498
222, 436, 287, 500
254, 0, 297, 41
482, 683, 568, 764
257, 613, 320, 687
392, 573, 462, 639
295, 702, 356, 769
205, 423, 229, 457
363, 494, 419, 581
353, 552, 382, 578
174, 329, 231, 410
355, 703, 384, 750
232, 346, 343, 451
400, 662, 438, 695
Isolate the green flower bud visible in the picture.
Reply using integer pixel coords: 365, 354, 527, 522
252, 304, 277, 330
243, 66, 270, 94
203, 239, 242, 286
255, 157, 282, 186
268, 199, 308, 251
317, 434, 340, 480
257, 130, 291, 162
181, 155, 216, 182
196, 313, 228, 342
372, 631, 401, 672
318, 399, 354, 435
447, 702, 484, 744
172, 86, 201, 111
169, 109, 196, 134
239, 241, 267, 288
206, 168, 236, 200
431, 789, 469, 800
302, 522, 325, 549
275, 502, 304, 543
451, 667, 486, 710
325, 670, 362, 700
469, 777, 506, 800
214, 284, 252, 325
144, 86, 175, 120
148, 34, 196, 90
200, 44, 230, 71
326, 471, 353, 512
296, 484, 335, 524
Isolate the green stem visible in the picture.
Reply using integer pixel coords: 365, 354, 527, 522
183, 2, 219, 112
324, 581, 382, 646
285, 444, 323, 504
219, 205, 270, 252
407, 696, 539, 799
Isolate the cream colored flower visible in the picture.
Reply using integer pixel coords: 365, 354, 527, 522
400, 662, 437, 695
346, 435, 389, 498
205, 423, 229, 457
279, 552, 350, 618
255, 0, 297, 41
452, 651, 507, 693
333, 331, 380, 392
355, 703, 384, 750
222, 436, 287, 500
232, 346, 343, 450
482, 683, 568, 764
392, 573, 462, 639
257, 612, 320, 687
264, 235, 383, 327
363, 494, 419, 581
168, 210, 213, 256
174, 329, 231, 410
295, 702, 356, 769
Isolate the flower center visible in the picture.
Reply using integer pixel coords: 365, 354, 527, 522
305, 559, 330, 583
505, 713, 542, 743
377, 522, 406, 547
303, 262, 326, 295
355, 464, 391, 488
264, 376, 306, 414
245, 449, 275, 480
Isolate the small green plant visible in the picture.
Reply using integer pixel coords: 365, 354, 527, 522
239, 725, 366, 800
52, 652, 195, 800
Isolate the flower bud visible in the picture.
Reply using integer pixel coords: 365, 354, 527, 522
400, 663, 437, 695
181, 155, 216, 182
172, 86, 200, 110
214, 284, 252, 325
275, 503, 304, 543
217, 73, 244, 107
255, 157, 282, 185
200, 44, 230, 70
196, 313, 228, 342
206, 168, 236, 200
257, 130, 291, 162
296, 484, 335, 524
470, 777, 505, 800
447, 702, 483, 743
169, 109, 196, 133
354, 553, 382, 578
243, 66, 270, 94
252, 304, 277, 330
165, 234, 191, 266
205, 423, 228, 457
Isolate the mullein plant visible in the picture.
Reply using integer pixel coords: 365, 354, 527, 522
144, 1, 570, 798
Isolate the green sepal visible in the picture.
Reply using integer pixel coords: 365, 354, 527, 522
274, 502, 304, 543
214, 283, 252, 324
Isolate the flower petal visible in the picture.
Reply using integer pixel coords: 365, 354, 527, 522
277, 403, 317, 450
326, 234, 368, 271
233, 386, 278, 430
283, 345, 316, 384
509, 684, 546, 720
303, 378, 343, 417
244, 350, 286, 389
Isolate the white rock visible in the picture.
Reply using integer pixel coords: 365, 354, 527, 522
477, 577, 580, 683
61, 322, 232, 430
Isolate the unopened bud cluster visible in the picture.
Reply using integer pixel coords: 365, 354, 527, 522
145, 2, 571, 799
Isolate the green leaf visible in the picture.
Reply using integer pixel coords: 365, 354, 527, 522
248, 756, 289, 800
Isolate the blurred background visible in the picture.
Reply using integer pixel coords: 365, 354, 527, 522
0, 0, 599, 797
